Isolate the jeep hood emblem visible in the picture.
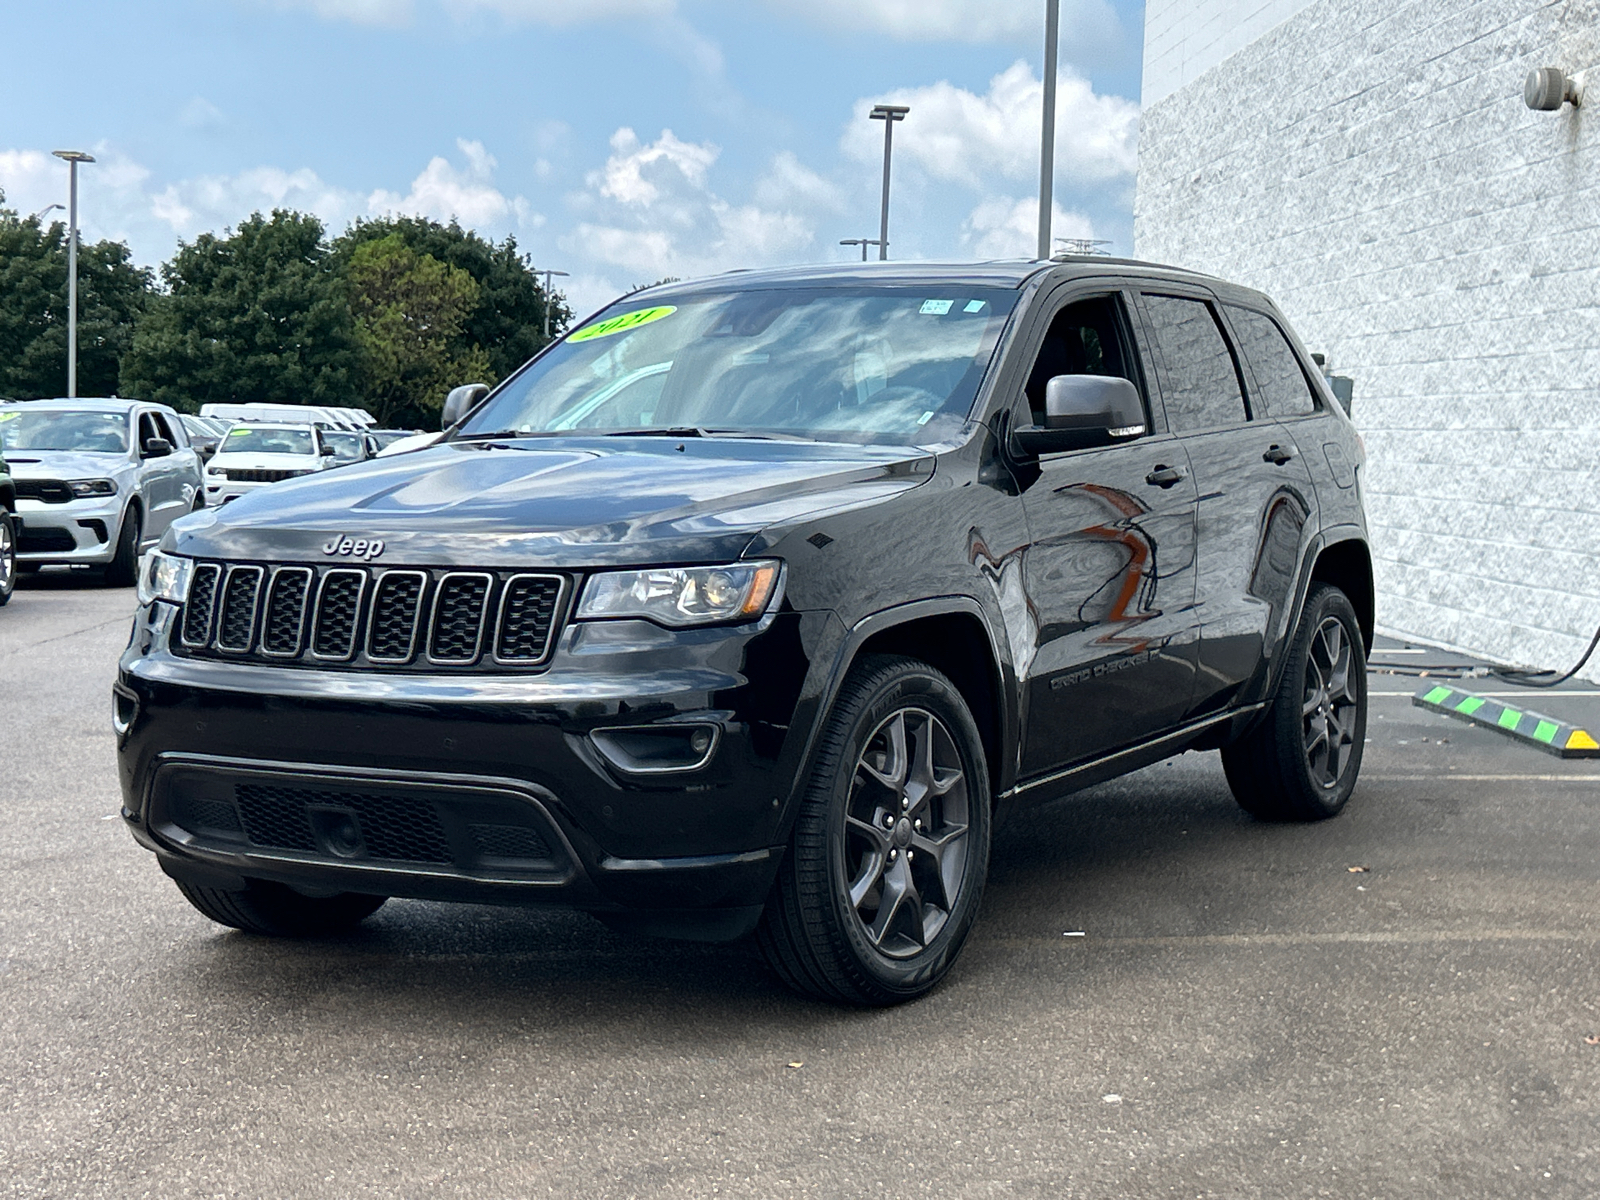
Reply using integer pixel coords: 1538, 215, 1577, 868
322, 536, 385, 560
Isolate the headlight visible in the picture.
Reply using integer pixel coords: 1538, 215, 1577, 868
576, 561, 782, 627
136, 550, 193, 606
69, 478, 116, 497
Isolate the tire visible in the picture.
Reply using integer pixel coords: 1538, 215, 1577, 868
103, 504, 142, 587
175, 879, 386, 936
0, 510, 15, 606
1222, 583, 1367, 821
757, 654, 991, 1006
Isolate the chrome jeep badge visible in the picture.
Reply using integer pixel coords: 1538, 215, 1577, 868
321, 536, 385, 560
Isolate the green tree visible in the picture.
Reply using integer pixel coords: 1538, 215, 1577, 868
332, 216, 567, 381
0, 192, 153, 399
346, 233, 494, 427
120, 210, 358, 412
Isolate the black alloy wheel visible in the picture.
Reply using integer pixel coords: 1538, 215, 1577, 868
1222, 583, 1367, 821
843, 706, 973, 958
758, 654, 991, 1005
0, 510, 15, 606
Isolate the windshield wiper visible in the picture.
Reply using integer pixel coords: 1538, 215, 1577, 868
600, 426, 818, 442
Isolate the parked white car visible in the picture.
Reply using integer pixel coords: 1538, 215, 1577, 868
204, 423, 337, 505
0, 398, 204, 584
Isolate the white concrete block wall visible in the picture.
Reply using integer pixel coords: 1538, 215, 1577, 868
1143, 0, 1317, 106
1135, 0, 1600, 681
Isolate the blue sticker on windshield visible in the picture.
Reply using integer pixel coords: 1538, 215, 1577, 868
964, 300, 987, 313
919, 299, 954, 315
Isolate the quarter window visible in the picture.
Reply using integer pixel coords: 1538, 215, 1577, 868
1141, 295, 1247, 432
1226, 307, 1318, 418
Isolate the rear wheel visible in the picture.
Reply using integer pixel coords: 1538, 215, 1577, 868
1222, 583, 1367, 820
0, 510, 15, 605
757, 655, 991, 1005
176, 879, 386, 936
104, 504, 142, 587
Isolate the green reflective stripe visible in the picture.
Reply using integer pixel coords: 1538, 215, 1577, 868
1498, 708, 1523, 730
1455, 696, 1486, 715
1533, 720, 1560, 744
1422, 686, 1453, 705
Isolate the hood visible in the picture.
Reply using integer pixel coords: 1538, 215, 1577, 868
211, 451, 324, 470
170, 435, 934, 567
6, 449, 133, 480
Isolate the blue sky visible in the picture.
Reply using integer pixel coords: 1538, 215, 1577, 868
0, 0, 1147, 315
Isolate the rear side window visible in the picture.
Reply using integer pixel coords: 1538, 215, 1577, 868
1141, 295, 1247, 432
1227, 307, 1318, 418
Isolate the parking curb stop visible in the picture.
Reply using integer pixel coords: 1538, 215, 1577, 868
1413, 685, 1600, 758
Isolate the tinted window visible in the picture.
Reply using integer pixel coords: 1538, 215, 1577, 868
0, 410, 129, 453
222, 426, 316, 455
462, 287, 1020, 447
1141, 295, 1247, 432
1023, 294, 1140, 424
1226, 307, 1318, 418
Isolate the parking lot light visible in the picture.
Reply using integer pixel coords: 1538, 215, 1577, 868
868, 105, 909, 261
51, 150, 96, 399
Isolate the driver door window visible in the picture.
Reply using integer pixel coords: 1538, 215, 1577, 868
1023, 294, 1144, 426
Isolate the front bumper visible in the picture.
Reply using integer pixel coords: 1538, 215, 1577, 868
16, 494, 122, 564
116, 599, 827, 940
205, 477, 278, 505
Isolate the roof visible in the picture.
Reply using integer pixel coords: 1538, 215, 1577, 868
636, 257, 1218, 300
8, 397, 149, 414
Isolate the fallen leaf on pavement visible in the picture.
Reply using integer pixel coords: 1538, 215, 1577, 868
787, 1061, 804, 1069
1347, 866, 1370, 873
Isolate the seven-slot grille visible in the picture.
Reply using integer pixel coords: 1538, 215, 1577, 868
225, 468, 308, 483
176, 561, 567, 670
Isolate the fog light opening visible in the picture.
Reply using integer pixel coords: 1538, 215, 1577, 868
590, 723, 722, 774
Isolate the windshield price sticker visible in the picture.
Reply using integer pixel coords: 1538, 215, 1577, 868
568, 305, 678, 343
0, 412, 17, 422
919, 299, 955, 315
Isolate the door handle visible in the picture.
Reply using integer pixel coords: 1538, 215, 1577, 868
1145, 465, 1184, 489
1262, 444, 1294, 466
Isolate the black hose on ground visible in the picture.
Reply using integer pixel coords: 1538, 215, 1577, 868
1490, 622, 1600, 689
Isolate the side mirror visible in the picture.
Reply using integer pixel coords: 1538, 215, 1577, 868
1010, 375, 1146, 457
441, 383, 491, 430
142, 437, 173, 458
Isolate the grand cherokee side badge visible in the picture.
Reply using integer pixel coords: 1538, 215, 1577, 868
322, 536, 385, 560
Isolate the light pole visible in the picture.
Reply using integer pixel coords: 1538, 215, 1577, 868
1038, 0, 1060, 261
538, 269, 570, 341
868, 104, 909, 261
32, 203, 64, 223
839, 238, 884, 262
52, 150, 95, 398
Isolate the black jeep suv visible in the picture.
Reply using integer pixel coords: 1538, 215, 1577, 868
116, 259, 1371, 1005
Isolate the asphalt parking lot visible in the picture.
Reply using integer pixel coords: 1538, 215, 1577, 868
3, 574, 1598, 1199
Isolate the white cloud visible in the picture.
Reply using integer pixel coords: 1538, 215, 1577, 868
368, 138, 538, 227
562, 128, 819, 303
962, 196, 1096, 260
179, 96, 228, 130
754, 151, 845, 214
1, 139, 541, 271
842, 60, 1138, 189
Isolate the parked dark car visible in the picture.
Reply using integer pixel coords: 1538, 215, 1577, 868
115, 259, 1371, 1005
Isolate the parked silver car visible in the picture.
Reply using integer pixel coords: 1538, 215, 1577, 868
0, 399, 204, 585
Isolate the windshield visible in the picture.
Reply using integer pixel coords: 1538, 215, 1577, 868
0, 409, 130, 453
222, 426, 315, 455
322, 431, 364, 461
460, 286, 1019, 445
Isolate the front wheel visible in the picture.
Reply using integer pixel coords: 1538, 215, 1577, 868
757, 655, 991, 1006
1222, 583, 1367, 821
176, 879, 386, 936
104, 505, 142, 587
